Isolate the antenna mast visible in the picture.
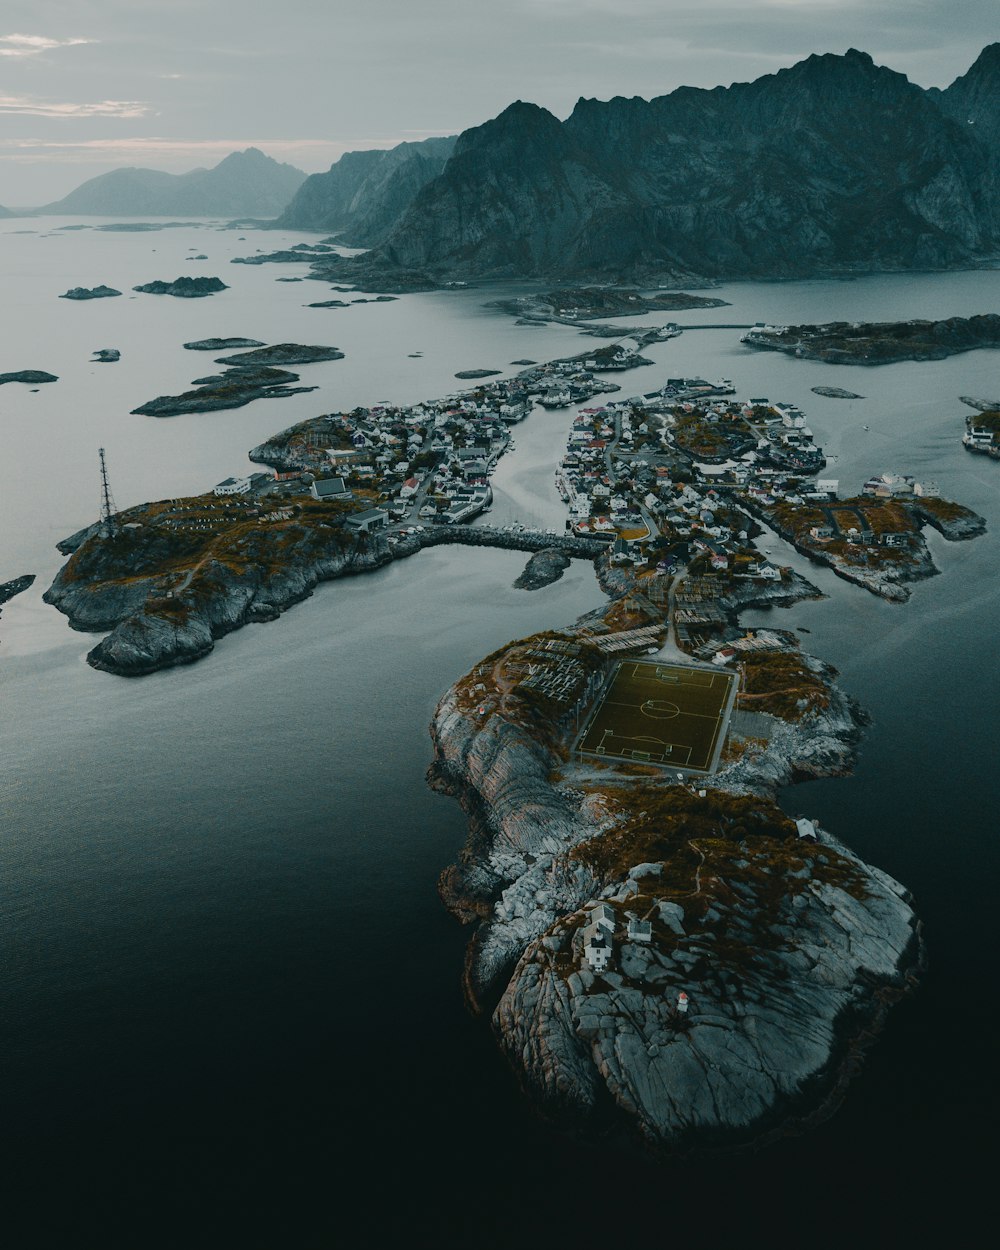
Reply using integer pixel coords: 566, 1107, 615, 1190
98, 447, 119, 537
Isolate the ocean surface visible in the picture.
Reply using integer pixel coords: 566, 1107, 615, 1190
1, 221, 996, 1244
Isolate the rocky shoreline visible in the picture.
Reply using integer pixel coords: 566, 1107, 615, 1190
43, 525, 602, 676
736, 496, 985, 602
428, 591, 922, 1155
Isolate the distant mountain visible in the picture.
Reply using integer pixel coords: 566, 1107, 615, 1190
39, 149, 307, 217
370, 47, 1000, 282
932, 43, 1000, 159
275, 136, 456, 243
0, 204, 13, 218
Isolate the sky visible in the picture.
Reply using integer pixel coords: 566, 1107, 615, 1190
0, 0, 996, 204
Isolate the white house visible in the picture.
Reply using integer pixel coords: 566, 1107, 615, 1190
311, 477, 352, 502
213, 476, 250, 497
627, 918, 652, 944
582, 923, 613, 972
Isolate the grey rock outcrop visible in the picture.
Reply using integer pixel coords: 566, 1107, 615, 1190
513, 549, 572, 590
429, 616, 918, 1152
496, 835, 920, 1152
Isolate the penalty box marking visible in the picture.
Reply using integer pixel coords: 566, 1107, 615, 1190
593, 730, 693, 766
629, 663, 720, 689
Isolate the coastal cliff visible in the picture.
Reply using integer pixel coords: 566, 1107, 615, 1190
44, 517, 397, 675
428, 618, 920, 1152
43, 516, 601, 677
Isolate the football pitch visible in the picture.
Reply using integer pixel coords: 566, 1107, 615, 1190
577, 660, 737, 773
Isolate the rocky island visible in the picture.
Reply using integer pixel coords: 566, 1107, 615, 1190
811, 386, 863, 399
513, 548, 572, 590
213, 343, 344, 366
0, 370, 58, 386
493, 288, 730, 325
429, 571, 920, 1152
183, 338, 265, 351
130, 343, 345, 417
741, 315, 1000, 364
133, 276, 229, 298
92, 349, 121, 363
60, 285, 122, 300
131, 364, 318, 418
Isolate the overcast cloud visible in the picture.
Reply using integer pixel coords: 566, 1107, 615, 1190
0, 0, 995, 203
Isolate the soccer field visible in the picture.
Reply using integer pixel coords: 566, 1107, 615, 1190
577, 660, 736, 773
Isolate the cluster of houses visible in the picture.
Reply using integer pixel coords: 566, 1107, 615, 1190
861, 472, 940, 499
963, 421, 1000, 458
553, 388, 826, 580
232, 359, 626, 530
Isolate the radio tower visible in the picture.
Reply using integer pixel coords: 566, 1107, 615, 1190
98, 447, 119, 538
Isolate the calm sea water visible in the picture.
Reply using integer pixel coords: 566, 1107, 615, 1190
1, 223, 996, 1244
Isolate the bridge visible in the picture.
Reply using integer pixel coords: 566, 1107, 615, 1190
404, 524, 608, 560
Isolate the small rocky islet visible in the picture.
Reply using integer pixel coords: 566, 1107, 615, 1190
0, 573, 35, 645
0, 370, 58, 385
132, 276, 229, 298
183, 338, 266, 351
811, 386, 863, 399
131, 343, 343, 417
60, 285, 122, 300
513, 548, 572, 590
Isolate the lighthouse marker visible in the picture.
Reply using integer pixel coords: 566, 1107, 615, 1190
677, 991, 689, 1015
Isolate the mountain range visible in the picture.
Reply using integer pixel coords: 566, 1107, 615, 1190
285, 44, 1000, 283
275, 136, 456, 243
36, 149, 306, 217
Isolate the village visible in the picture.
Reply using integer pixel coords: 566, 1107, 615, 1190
199, 339, 978, 622
215, 348, 659, 535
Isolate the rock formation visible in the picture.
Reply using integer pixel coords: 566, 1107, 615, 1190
275, 136, 457, 242
364, 47, 1000, 282
429, 620, 921, 1153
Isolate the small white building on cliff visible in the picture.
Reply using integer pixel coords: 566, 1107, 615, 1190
582, 903, 616, 971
